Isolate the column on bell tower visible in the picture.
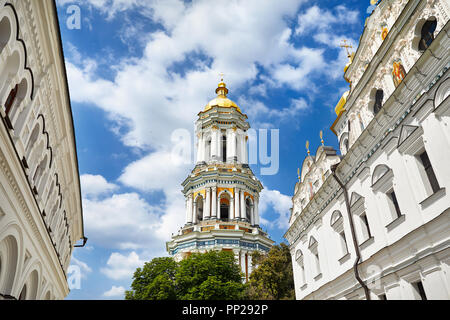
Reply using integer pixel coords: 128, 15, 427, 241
240, 189, 245, 220
254, 196, 259, 226
229, 192, 235, 220
204, 188, 211, 220
217, 131, 223, 163
240, 131, 248, 164
211, 127, 219, 161
186, 194, 193, 224
211, 187, 217, 219
196, 133, 205, 164
234, 188, 240, 221
193, 199, 198, 224
227, 128, 237, 163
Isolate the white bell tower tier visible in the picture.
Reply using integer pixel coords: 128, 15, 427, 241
166, 80, 274, 282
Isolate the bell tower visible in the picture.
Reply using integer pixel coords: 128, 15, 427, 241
166, 80, 274, 282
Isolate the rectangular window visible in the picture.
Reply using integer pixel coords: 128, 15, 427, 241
387, 190, 402, 218
299, 264, 305, 286
339, 231, 348, 255
419, 151, 440, 194
412, 281, 427, 300
361, 213, 372, 240
314, 252, 321, 275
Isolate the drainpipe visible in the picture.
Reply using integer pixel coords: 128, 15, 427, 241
74, 236, 88, 248
331, 164, 371, 300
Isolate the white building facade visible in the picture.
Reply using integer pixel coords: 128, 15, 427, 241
166, 81, 273, 282
0, 0, 84, 300
285, 0, 450, 300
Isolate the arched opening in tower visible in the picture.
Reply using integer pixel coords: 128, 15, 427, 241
245, 198, 252, 223
220, 197, 230, 221
196, 196, 204, 222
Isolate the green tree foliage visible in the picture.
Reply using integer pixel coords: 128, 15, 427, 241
125, 257, 177, 300
176, 250, 245, 300
245, 243, 295, 300
125, 251, 246, 300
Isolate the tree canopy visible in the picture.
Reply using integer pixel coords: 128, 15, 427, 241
125, 244, 295, 300
125, 250, 246, 300
245, 243, 295, 300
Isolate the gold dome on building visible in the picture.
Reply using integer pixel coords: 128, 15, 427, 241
204, 81, 242, 113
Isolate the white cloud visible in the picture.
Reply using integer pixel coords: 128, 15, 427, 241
259, 186, 292, 229
103, 285, 126, 298
239, 97, 310, 127
82, 192, 166, 251
294, 4, 360, 82
101, 251, 145, 280
118, 150, 192, 242
65, 0, 323, 152
295, 5, 359, 36
269, 45, 328, 91
80, 174, 118, 198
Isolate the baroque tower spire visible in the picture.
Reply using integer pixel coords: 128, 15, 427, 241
166, 79, 274, 282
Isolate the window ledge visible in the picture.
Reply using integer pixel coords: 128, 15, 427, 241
385, 214, 406, 232
313, 273, 322, 281
300, 283, 308, 291
359, 236, 374, 250
419, 187, 446, 210
338, 252, 351, 265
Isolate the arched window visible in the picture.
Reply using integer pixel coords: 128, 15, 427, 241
330, 210, 343, 226
220, 198, 229, 221
196, 196, 204, 222
19, 285, 27, 300
32, 155, 47, 188
25, 123, 40, 157
0, 16, 12, 53
4, 84, 18, 116
419, 18, 437, 52
374, 89, 384, 115
9, 77, 29, 128
27, 270, 39, 300
0, 235, 19, 296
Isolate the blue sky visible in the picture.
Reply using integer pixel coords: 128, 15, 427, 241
56, 0, 375, 300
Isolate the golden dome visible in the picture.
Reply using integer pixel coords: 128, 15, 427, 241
204, 81, 241, 113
